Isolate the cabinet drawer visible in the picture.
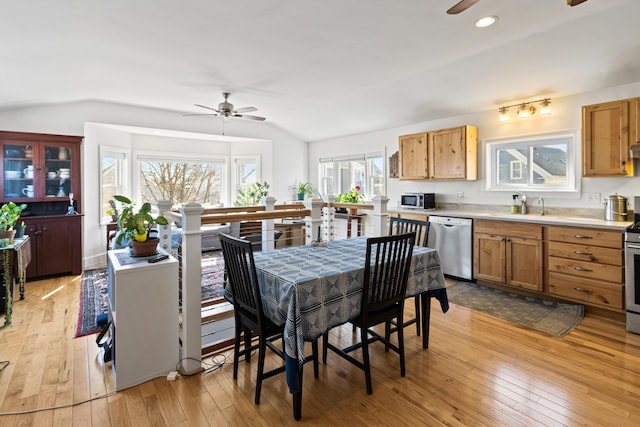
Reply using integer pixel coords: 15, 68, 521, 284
548, 226, 622, 248
548, 272, 623, 309
474, 220, 542, 240
548, 241, 622, 266
548, 256, 623, 282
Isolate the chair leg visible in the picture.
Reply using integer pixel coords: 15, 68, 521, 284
233, 318, 242, 379
322, 332, 329, 364
254, 335, 267, 404
414, 296, 421, 336
244, 326, 252, 362
384, 321, 391, 352
361, 326, 373, 395
398, 317, 406, 378
312, 339, 319, 379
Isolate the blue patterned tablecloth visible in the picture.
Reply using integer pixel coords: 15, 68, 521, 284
252, 237, 447, 371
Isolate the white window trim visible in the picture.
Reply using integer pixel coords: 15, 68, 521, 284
318, 151, 386, 200
484, 131, 579, 193
99, 145, 130, 225
230, 155, 262, 204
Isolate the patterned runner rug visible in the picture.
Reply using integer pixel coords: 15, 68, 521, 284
447, 282, 584, 337
74, 251, 225, 338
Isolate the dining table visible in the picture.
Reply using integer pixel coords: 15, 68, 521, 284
248, 236, 449, 420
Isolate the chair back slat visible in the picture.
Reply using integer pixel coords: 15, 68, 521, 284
363, 232, 415, 314
389, 217, 430, 247
389, 217, 429, 247
220, 233, 264, 320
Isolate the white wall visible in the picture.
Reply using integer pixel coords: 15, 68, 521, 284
309, 81, 640, 211
0, 100, 307, 269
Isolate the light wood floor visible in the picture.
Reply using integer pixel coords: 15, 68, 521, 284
2, 274, 640, 426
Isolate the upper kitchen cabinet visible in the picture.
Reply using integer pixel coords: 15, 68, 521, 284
1, 131, 82, 208
428, 125, 477, 180
398, 132, 428, 179
582, 99, 633, 177
398, 125, 477, 181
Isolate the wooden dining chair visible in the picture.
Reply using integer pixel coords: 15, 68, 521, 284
388, 216, 430, 336
323, 232, 415, 394
220, 233, 318, 404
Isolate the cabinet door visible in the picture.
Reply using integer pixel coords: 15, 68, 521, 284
506, 237, 542, 291
473, 232, 505, 283
582, 100, 632, 176
2, 141, 37, 201
428, 126, 477, 180
398, 132, 428, 180
631, 97, 640, 146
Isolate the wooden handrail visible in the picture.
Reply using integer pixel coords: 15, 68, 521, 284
201, 209, 311, 224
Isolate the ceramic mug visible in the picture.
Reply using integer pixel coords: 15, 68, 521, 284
47, 171, 57, 179
22, 184, 34, 198
23, 165, 34, 179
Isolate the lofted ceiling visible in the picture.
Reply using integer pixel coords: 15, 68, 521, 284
1, 0, 639, 142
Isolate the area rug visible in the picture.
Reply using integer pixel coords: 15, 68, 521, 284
74, 251, 225, 338
446, 282, 584, 337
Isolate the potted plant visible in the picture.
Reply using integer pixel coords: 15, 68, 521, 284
336, 186, 365, 214
234, 181, 270, 207
113, 195, 169, 256
0, 202, 27, 244
289, 181, 315, 200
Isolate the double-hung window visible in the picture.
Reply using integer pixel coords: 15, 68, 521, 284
100, 146, 129, 224
318, 151, 386, 199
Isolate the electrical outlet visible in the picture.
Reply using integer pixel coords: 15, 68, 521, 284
587, 192, 601, 202
457, 191, 464, 200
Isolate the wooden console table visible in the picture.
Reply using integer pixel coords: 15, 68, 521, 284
1, 236, 32, 326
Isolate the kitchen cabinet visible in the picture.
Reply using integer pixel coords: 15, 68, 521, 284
24, 215, 82, 278
1, 131, 83, 279
398, 125, 477, 181
474, 220, 543, 291
582, 99, 633, 177
631, 97, 640, 147
547, 226, 624, 310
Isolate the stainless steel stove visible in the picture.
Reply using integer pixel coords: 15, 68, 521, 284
625, 197, 640, 334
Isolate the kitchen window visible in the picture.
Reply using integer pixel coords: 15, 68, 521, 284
485, 132, 578, 192
100, 145, 130, 224
319, 152, 386, 200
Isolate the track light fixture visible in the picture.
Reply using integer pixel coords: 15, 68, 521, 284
498, 98, 551, 122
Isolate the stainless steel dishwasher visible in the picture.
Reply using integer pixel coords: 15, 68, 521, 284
427, 216, 473, 280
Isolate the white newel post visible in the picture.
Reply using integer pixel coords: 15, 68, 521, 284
260, 196, 276, 251
304, 198, 324, 243
179, 202, 204, 375
323, 194, 336, 241
372, 195, 389, 237
157, 200, 173, 253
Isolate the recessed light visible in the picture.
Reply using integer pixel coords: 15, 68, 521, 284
475, 15, 498, 28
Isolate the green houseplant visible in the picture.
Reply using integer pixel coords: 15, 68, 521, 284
113, 195, 168, 255
336, 185, 364, 214
0, 202, 27, 243
234, 181, 270, 206
289, 181, 315, 200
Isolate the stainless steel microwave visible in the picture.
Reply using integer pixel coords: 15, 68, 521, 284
400, 193, 435, 210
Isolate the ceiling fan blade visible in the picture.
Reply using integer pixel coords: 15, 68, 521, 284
567, 0, 588, 6
447, 0, 479, 14
182, 113, 219, 117
194, 103, 220, 113
234, 114, 266, 121
234, 106, 258, 114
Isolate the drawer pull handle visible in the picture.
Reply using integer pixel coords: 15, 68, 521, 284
574, 287, 593, 294
573, 234, 593, 239
574, 267, 593, 272
574, 251, 593, 256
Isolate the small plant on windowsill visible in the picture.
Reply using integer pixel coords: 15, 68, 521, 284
113, 195, 168, 256
289, 181, 316, 200
234, 181, 270, 207
336, 186, 364, 214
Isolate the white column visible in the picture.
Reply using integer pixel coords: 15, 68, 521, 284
323, 194, 336, 241
261, 196, 276, 251
371, 195, 389, 237
304, 198, 324, 243
179, 202, 204, 375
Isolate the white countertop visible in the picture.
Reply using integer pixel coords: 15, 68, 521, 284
389, 208, 633, 231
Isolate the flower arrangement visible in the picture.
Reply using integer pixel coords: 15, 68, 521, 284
337, 185, 364, 203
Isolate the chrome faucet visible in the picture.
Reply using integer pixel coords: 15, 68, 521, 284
538, 197, 545, 216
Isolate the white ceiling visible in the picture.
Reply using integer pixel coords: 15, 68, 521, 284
2, 0, 639, 142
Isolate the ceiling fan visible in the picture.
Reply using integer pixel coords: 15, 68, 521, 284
447, 0, 588, 15
188, 92, 266, 121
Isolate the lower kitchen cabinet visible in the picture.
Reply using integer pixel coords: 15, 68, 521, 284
547, 226, 624, 310
474, 220, 543, 291
23, 215, 82, 278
